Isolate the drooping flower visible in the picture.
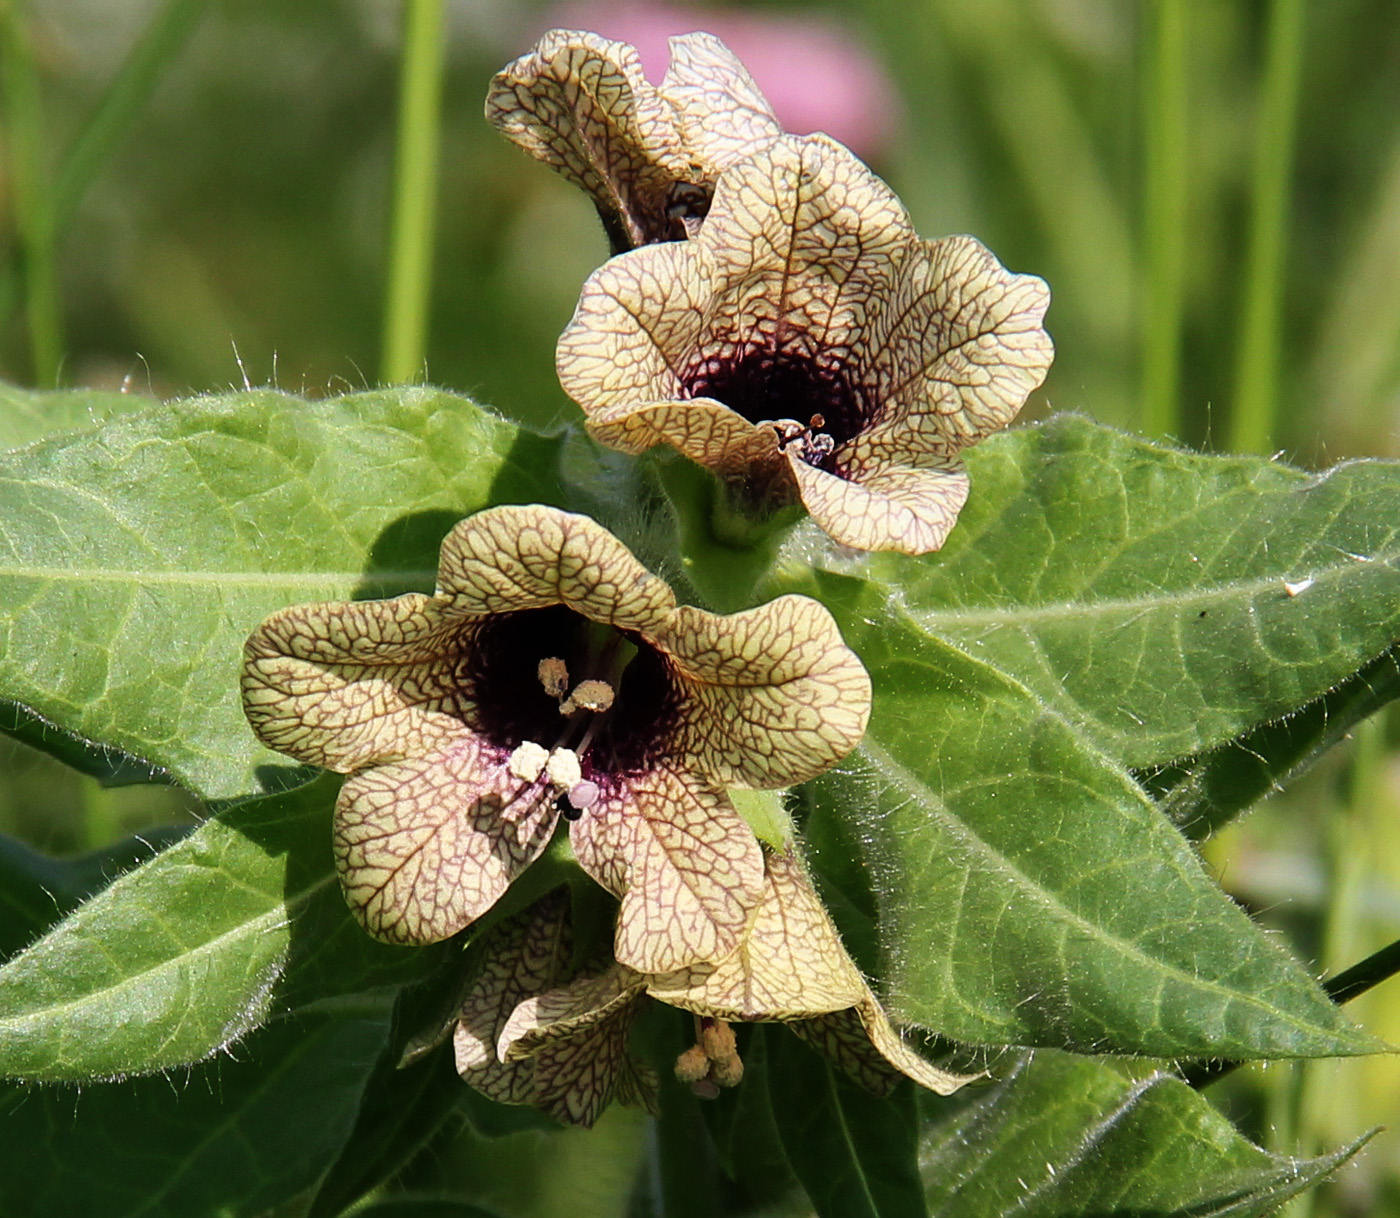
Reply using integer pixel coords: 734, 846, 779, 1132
486, 28, 783, 251
452, 888, 657, 1127
557, 133, 1054, 555
494, 845, 978, 1123
241, 504, 869, 974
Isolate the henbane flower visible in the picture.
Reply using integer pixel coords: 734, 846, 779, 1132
557, 133, 1054, 555
241, 504, 869, 973
452, 888, 657, 1127
474, 845, 977, 1128
486, 29, 783, 251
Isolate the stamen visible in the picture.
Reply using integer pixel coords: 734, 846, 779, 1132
506, 741, 549, 783
674, 1016, 744, 1098
559, 678, 615, 716
545, 747, 583, 791
537, 657, 569, 699
674, 1042, 710, 1085
772, 420, 805, 452
699, 1016, 743, 1087
771, 416, 836, 465
556, 779, 600, 824
567, 779, 600, 810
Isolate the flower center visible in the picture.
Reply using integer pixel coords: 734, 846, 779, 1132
682, 345, 866, 469
465, 605, 681, 787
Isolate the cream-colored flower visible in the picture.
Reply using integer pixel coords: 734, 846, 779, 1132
497, 846, 977, 1116
241, 504, 869, 974
557, 134, 1054, 555
486, 29, 783, 251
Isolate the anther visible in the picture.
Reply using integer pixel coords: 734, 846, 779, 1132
545, 747, 583, 791
506, 741, 549, 783
559, 678, 615, 716
537, 657, 569, 699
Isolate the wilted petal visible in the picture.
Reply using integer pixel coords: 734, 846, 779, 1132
335, 736, 557, 944
647, 847, 866, 1019
498, 965, 649, 1128
571, 765, 765, 973
454, 889, 574, 1104
242, 595, 472, 771
486, 30, 690, 250
436, 504, 675, 634
660, 32, 783, 173
791, 1000, 980, 1098
660, 596, 871, 789
788, 452, 969, 555
500, 964, 647, 1060
487, 30, 783, 251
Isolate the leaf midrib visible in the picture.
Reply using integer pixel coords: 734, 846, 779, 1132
908, 554, 1397, 632
0, 864, 336, 1058
865, 737, 1358, 1046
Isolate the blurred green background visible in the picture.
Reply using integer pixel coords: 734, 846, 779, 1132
2, 1, 1399, 1215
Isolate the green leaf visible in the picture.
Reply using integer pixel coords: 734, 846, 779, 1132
921, 1050, 1369, 1217
0, 826, 189, 959
701, 1025, 800, 1210
0, 387, 638, 799
0, 381, 158, 449
308, 1047, 469, 1218
307, 977, 490, 1218
349, 1202, 502, 1218
767, 1025, 927, 1218
0, 1012, 392, 1218
803, 585, 1377, 1059
828, 415, 1400, 770
1144, 644, 1400, 837
0, 774, 443, 1081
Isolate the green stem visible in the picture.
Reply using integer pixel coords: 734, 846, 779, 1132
658, 457, 802, 613
380, 0, 445, 386
1280, 716, 1379, 1217
51, 0, 209, 233
1229, 0, 1306, 453
1, 0, 62, 385
1139, 0, 1190, 438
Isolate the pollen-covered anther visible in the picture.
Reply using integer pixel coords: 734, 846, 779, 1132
508, 741, 550, 784
700, 1017, 744, 1088
546, 747, 583, 792
538, 657, 569, 699
559, 678, 615, 715
673, 1016, 744, 1098
674, 1042, 710, 1085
